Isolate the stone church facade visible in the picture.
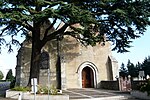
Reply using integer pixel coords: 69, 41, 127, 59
15, 24, 118, 89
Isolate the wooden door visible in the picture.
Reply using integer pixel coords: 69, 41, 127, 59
82, 67, 94, 88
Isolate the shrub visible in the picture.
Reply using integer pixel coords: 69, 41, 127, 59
10, 77, 16, 89
50, 85, 59, 95
11, 85, 60, 95
139, 80, 150, 95
11, 86, 31, 92
37, 85, 59, 95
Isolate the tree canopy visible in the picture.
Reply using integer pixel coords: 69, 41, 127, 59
0, 0, 150, 86
0, 0, 150, 53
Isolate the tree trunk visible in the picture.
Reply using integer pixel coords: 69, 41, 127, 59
28, 44, 41, 86
27, 23, 41, 86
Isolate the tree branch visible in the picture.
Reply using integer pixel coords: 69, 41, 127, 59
40, 23, 69, 48
23, 21, 33, 31
44, 1, 64, 8
44, 18, 57, 38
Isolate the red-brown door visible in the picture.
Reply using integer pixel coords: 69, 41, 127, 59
82, 67, 94, 88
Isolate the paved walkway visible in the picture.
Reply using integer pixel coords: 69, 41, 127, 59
0, 87, 142, 100
63, 88, 141, 100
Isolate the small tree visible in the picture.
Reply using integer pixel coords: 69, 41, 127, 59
141, 56, 150, 76
0, 70, 4, 80
119, 63, 128, 77
127, 60, 138, 77
5, 69, 14, 82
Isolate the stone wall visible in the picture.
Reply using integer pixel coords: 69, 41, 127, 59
100, 80, 147, 91
131, 80, 146, 90
16, 35, 118, 89
61, 36, 116, 88
100, 81, 119, 90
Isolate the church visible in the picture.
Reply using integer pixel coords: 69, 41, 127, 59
15, 23, 118, 89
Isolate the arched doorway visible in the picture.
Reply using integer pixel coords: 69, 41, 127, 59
82, 67, 94, 88
77, 61, 98, 88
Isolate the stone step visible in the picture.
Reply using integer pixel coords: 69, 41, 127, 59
63, 88, 140, 100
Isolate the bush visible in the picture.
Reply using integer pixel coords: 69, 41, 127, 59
11, 86, 31, 92
10, 77, 16, 89
37, 85, 59, 95
11, 85, 60, 95
139, 80, 150, 95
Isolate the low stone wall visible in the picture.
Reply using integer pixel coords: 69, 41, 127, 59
100, 80, 147, 91
131, 80, 146, 90
6, 90, 69, 100
100, 81, 119, 90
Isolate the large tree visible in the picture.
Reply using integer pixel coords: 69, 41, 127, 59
0, 0, 150, 86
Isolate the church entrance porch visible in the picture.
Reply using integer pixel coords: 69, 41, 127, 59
82, 67, 94, 88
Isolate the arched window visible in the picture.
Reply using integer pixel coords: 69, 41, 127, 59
40, 51, 50, 69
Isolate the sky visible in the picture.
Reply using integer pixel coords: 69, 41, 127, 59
0, 35, 25, 78
112, 26, 150, 67
0, 27, 150, 79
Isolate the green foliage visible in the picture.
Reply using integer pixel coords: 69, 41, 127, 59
1, 0, 150, 86
120, 56, 150, 79
37, 85, 59, 95
119, 60, 139, 77
5, 69, 14, 82
11, 86, 31, 92
10, 77, 16, 88
133, 56, 150, 78
119, 63, 128, 77
0, 0, 150, 53
11, 85, 60, 95
0, 70, 4, 80
141, 56, 150, 76
49, 85, 59, 95
127, 60, 139, 77
139, 80, 150, 95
